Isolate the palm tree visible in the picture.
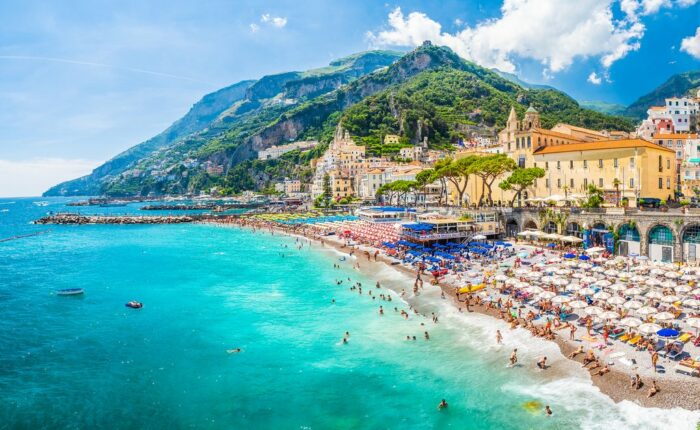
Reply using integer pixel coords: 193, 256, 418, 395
613, 178, 621, 207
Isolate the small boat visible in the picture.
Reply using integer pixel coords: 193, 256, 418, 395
125, 301, 143, 309
56, 288, 84, 296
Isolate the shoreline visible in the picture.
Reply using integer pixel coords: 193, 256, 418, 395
203, 219, 700, 411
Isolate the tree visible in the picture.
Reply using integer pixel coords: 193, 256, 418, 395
582, 184, 604, 208
498, 167, 545, 207
472, 154, 516, 205
415, 168, 436, 207
613, 178, 621, 207
438, 156, 477, 206
322, 173, 332, 208
433, 159, 451, 206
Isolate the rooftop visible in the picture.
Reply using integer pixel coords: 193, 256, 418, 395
533, 139, 675, 155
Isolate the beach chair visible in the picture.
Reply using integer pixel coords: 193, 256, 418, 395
668, 344, 685, 360
627, 335, 642, 345
678, 333, 692, 343
675, 363, 700, 377
618, 333, 632, 342
653, 339, 666, 351
591, 323, 604, 332
609, 328, 625, 339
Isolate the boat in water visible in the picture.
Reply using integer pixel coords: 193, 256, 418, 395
125, 301, 143, 309
33, 201, 50, 207
56, 288, 84, 296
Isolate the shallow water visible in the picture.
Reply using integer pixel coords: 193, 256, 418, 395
0, 198, 698, 429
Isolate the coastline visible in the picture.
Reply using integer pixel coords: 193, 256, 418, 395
203, 219, 700, 411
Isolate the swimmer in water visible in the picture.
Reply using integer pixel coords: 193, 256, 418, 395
379, 306, 384, 315
536, 356, 547, 369
544, 405, 552, 416
509, 349, 518, 366
424, 331, 430, 340
438, 399, 448, 410
227, 348, 242, 354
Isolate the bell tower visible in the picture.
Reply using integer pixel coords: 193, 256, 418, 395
523, 105, 540, 130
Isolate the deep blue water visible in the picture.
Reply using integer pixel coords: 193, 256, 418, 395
0, 198, 697, 429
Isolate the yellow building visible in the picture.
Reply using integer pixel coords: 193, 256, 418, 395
532, 139, 676, 203
383, 134, 401, 145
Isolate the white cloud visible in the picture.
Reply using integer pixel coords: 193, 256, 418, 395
588, 72, 603, 84
676, 0, 699, 6
0, 158, 101, 197
261, 14, 287, 28
454, 18, 464, 26
367, 1, 651, 75
249, 23, 260, 33
681, 26, 700, 59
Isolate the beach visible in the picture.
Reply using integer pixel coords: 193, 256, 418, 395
208, 215, 700, 411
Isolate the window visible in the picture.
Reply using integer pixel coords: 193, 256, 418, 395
677, 140, 683, 148
659, 178, 663, 189
667, 159, 671, 169
599, 178, 603, 187
584, 178, 588, 187
527, 136, 531, 148
658, 155, 663, 172
518, 155, 526, 168
583, 160, 588, 168
557, 178, 561, 188
630, 157, 635, 168
533, 162, 537, 168
545, 162, 549, 169
569, 160, 574, 169
629, 178, 634, 188
598, 159, 603, 168
545, 179, 550, 188
570, 178, 574, 187
667, 178, 671, 189
677, 151, 682, 158
557, 161, 561, 170
614, 158, 618, 168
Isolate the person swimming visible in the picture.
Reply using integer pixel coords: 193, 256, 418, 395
424, 331, 430, 340
227, 348, 242, 354
438, 399, 448, 410
536, 356, 547, 369
544, 405, 552, 416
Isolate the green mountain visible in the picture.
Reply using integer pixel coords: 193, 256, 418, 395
580, 100, 627, 116
45, 44, 634, 197
491, 69, 555, 90
44, 50, 402, 196
624, 70, 700, 119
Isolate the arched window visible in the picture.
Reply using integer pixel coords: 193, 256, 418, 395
618, 223, 640, 242
683, 225, 700, 244
649, 225, 674, 246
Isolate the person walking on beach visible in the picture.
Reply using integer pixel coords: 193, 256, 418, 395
569, 325, 577, 341
496, 330, 503, 345
651, 351, 659, 372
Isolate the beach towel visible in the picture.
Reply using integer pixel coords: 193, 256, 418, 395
582, 335, 598, 342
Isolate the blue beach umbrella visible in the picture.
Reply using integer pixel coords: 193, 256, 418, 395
547, 243, 556, 248
578, 255, 590, 261
656, 328, 679, 338
564, 253, 576, 259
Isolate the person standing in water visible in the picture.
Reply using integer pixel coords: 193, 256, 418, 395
544, 405, 552, 416
510, 349, 518, 366
496, 330, 503, 345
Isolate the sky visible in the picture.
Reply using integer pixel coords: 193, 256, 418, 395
0, 0, 699, 197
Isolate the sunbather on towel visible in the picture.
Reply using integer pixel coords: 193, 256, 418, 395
568, 346, 584, 359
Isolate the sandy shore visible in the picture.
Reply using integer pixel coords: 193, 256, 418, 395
204, 220, 700, 410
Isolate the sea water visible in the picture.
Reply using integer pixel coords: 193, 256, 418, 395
1, 198, 698, 429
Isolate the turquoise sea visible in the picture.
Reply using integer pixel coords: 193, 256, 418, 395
1, 198, 698, 429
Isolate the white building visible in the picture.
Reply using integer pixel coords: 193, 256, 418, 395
258, 140, 319, 160
666, 97, 698, 133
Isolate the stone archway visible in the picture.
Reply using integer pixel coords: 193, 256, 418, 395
681, 224, 700, 262
523, 219, 538, 230
565, 222, 582, 237
647, 224, 675, 262
505, 218, 519, 237
617, 222, 641, 257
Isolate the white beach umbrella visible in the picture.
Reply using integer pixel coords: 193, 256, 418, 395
661, 295, 681, 303
608, 296, 627, 306
584, 306, 604, 316
514, 268, 530, 276
665, 271, 680, 279
623, 300, 643, 310
517, 231, 531, 237
593, 291, 611, 300
587, 247, 605, 254
646, 278, 661, 287
638, 323, 662, 335
661, 280, 677, 289
608, 283, 628, 292
566, 283, 582, 292
524, 286, 544, 294
692, 288, 700, 296
556, 269, 572, 276
579, 287, 595, 295
653, 311, 676, 321
681, 274, 696, 281
539, 291, 557, 300
625, 287, 644, 296
650, 268, 665, 275
592, 266, 605, 273
572, 273, 584, 279
630, 275, 646, 283
494, 274, 508, 281
581, 276, 597, 284
686, 318, 700, 329
595, 280, 612, 288
527, 271, 543, 279
551, 295, 571, 304
604, 260, 618, 267
674, 285, 692, 293
683, 298, 700, 308
619, 317, 643, 327
569, 300, 588, 309
646, 290, 664, 299
637, 306, 658, 316
600, 311, 620, 320
603, 269, 618, 277
579, 263, 593, 270
553, 278, 569, 286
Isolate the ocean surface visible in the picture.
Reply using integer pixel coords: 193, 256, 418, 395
1, 197, 698, 429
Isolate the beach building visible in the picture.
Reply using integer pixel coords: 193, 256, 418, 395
257, 140, 319, 160
400, 218, 475, 244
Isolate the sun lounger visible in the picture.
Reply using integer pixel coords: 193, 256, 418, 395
619, 333, 632, 342
591, 323, 604, 332
675, 364, 700, 377
669, 346, 684, 360
653, 340, 666, 351
678, 333, 692, 343
628, 335, 642, 345
609, 330, 625, 339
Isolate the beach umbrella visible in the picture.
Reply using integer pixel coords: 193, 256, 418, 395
566, 283, 582, 292
569, 300, 588, 309
564, 253, 576, 259
591, 266, 605, 273
608, 296, 627, 305
527, 271, 543, 279
553, 278, 569, 286
581, 276, 597, 283
631, 275, 646, 282
556, 269, 572, 276
623, 300, 643, 310
604, 269, 619, 277
539, 291, 557, 300
516, 231, 530, 236
579, 287, 595, 295
572, 272, 584, 279
638, 323, 662, 335
594, 280, 611, 287
587, 247, 605, 254
637, 306, 658, 316
674, 285, 692, 294
579, 263, 593, 270
578, 255, 590, 261
653, 311, 675, 321
661, 295, 681, 303
645, 278, 661, 287
686, 318, 700, 329
551, 295, 570, 304
593, 291, 611, 300
692, 288, 700, 296
584, 306, 604, 316
625, 287, 644, 296
683, 298, 700, 308
661, 280, 677, 289
650, 268, 665, 276
620, 317, 643, 327
494, 274, 508, 282
656, 328, 680, 338
524, 286, 544, 294
646, 290, 664, 299
515, 268, 531, 276
608, 283, 628, 292
472, 234, 487, 240
681, 274, 696, 281
600, 311, 620, 320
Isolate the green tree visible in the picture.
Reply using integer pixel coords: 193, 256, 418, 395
582, 184, 604, 208
613, 178, 621, 207
498, 167, 545, 207
471, 154, 516, 205
322, 173, 332, 207
415, 168, 436, 207
438, 156, 478, 206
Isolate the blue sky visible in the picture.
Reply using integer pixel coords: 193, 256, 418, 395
0, 0, 698, 196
